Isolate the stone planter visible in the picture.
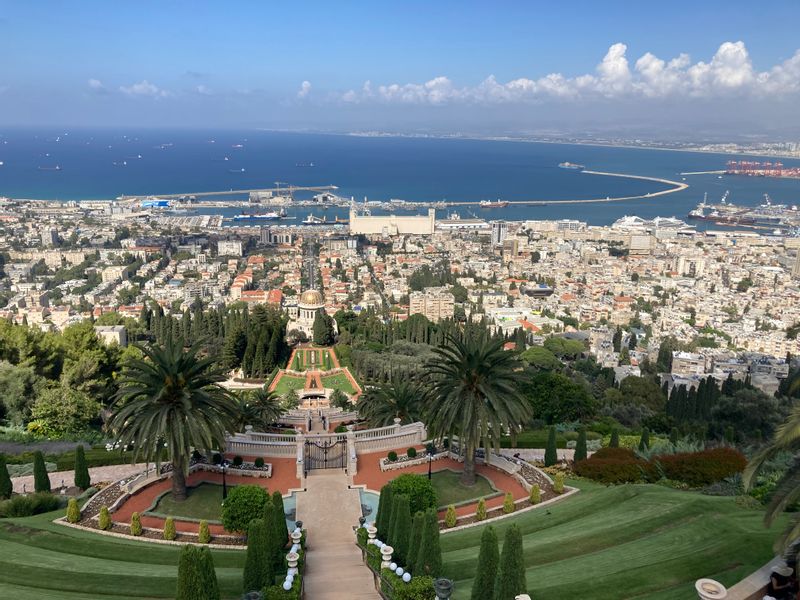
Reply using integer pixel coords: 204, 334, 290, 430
380, 545, 394, 570
695, 579, 727, 600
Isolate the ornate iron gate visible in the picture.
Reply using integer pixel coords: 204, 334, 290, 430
304, 438, 346, 474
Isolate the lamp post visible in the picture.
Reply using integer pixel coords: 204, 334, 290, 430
221, 460, 229, 500
426, 442, 436, 481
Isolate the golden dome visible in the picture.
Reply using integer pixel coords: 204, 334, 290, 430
299, 289, 324, 306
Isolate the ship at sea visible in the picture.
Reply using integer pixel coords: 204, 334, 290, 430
232, 208, 287, 221
37, 165, 62, 171
558, 162, 585, 170
302, 213, 348, 226
479, 200, 510, 208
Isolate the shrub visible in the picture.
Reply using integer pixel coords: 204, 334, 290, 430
476, 498, 487, 521
176, 544, 218, 600
383, 573, 435, 600
212, 453, 222, 465
471, 526, 499, 600
243, 518, 272, 593
66, 497, 81, 523
389, 473, 438, 515
33, 451, 50, 493
406, 447, 417, 458
609, 430, 620, 448
269, 491, 289, 569
445, 505, 457, 528
529, 484, 541, 504
387, 451, 398, 462
574, 448, 650, 485
376, 483, 394, 541
198, 546, 220, 600
98, 506, 111, 530
254, 457, 265, 469
574, 429, 587, 463
407, 511, 425, 568
130, 512, 142, 536
502, 492, 515, 514
334, 425, 348, 433
656, 447, 747, 487
198, 519, 211, 544
221, 485, 269, 533
544, 426, 558, 467
0, 492, 61, 518
74, 445, 90, 491
163, 516, 176, 540
232, 455, 244, 467
494, 524, 526, 600
0, 455, 11, 500
553, 473, 565, 495
414, 509, 441, 578
638, 427, 650, 451
388, 494, 411, 564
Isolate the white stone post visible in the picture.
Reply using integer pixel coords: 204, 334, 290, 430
347, 426, 357, 475
296, 432, 305, 481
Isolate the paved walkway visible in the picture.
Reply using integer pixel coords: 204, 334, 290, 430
296, 471, 377, 599
11, 463, 149, 495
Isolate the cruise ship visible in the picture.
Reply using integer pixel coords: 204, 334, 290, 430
558, 162, 585, 170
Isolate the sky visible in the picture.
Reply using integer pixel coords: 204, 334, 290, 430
2, 1, 800, 138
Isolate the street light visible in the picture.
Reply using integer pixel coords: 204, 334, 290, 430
426, 442, 436, 481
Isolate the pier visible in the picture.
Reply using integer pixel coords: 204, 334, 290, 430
117, 184, 338, 201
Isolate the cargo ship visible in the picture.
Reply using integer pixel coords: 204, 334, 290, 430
479, 200, 510, 208
558, 162, 585, 170
302, 213, 348, 226
232, 208, 287, 221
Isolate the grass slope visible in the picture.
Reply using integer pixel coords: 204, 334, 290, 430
149, 483, 224, 522
0, 511, 245, 599
320, 372, 357, 395
431, 470, 496, 507
441, 480, 784, 600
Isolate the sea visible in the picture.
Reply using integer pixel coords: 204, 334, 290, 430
2, 127, 800, 227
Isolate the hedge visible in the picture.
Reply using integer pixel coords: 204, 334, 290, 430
0, 492, 62, 518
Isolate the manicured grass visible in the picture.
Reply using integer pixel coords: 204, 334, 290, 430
441, 480, 786, 600
500, 428, 568, 449
431, 470, 497, 507
320, 372, 358, 395
148, 483, 224, 522
272, 373, 306, 396
0, 511, 246, 599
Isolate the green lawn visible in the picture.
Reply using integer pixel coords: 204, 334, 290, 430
431, 470, 497, 507
441, 480, 785, 600
147, 483, 224, 522
272, 373, 306, 396
320, 372, 358, 395
0, 511, 245, 599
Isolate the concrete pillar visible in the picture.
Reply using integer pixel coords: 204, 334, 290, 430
296, 433, 305, 481
347, 426, 357, 475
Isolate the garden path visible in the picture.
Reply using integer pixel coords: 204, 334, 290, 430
296, 471, 377, 599
11, 462, 149, 494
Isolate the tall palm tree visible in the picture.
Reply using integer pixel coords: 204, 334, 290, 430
232, 388, 284, 432
744, 404, 800, 552
108, 339, 238, 501
426, 333, 531, 486
356, 377, 424, 427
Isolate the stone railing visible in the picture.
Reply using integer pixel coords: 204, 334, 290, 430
380, 451, 449, 472
226, 436, 297, 458
354, 423, 426, 455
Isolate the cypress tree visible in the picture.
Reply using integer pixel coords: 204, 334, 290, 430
609, 430, 620, 448
243, 518, 272, 593
638, 427, 650, 451
669, 427, 679, 446
176, 545, 205, 600
0, 455, 12, 499
407, 511, 425, 570
376, 484, 394, 541
574, 429, 587, 463
387, 494, 405, 555
269, 491, 288, 570
494, 524, 526, 600
471, 526, 499, 600
391, 495, 411, 565
74, 445, 90, 491
544, 426, 558, 467
414, 508, 442, 578
33, 451, 50, 493
198, 546, 220, 600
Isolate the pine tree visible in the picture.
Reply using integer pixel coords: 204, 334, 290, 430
390, 495, 411, 565
414, 509, 442, 578
387, 494, 404, 556
574, 429, 587, 463
242, 518, 272, 593
176, 545, 205, 600
376, 484, 394, 541
74, 445, 90, 490
544, 426, 558, 467
0, 455, 12, 499
494, 524, 526, 600
407, 511, 425, 569
638, 427, 650, 451
628, 332, 637, 350
471, 526, 499, 600
609, 430, 620, 448
33, 451, 50, 493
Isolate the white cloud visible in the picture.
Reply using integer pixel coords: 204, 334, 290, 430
87, 78, 106, 92
297, 80, 312, 99
195, 84, 213, 96
336, 41, 800, 105
119, 80, 172, 98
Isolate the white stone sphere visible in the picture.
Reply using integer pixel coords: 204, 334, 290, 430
395, 567, 404, 576
282, 580, 292, 591
402, 572, 412, 583
389, 562, 397, 571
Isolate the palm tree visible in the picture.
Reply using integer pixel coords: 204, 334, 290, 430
356, 377, 424, 427
231, 388, 284, 432
108, 339, 238, 501
744, 404, 800, 552
426, 333, 531, 486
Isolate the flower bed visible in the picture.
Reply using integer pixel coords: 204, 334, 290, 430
380, 450, 448, 472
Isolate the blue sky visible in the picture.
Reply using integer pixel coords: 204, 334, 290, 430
2, 1, 800, 136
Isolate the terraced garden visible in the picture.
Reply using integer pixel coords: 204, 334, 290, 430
0, 511, 245, 599
320, 372, 358, 395
440, 480, 784, 600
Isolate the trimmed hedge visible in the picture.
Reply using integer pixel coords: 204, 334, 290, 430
0, 492, 62, 518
